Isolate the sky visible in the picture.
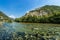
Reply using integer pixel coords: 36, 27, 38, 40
0, 0, 60, 18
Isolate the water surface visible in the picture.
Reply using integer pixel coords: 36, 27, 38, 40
0, 22, 60, 40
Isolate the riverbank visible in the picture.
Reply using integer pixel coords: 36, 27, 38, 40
16, 22, 60, 24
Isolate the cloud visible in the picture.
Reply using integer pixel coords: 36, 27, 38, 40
9, 15, 15, 18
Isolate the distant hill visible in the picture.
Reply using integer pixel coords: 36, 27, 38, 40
0, 11, 12, 22
15, 5, 60, 23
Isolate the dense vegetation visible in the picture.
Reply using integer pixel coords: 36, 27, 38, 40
15, 5, 60, 23
0, 11, 13, 23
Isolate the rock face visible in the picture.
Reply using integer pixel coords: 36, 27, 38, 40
25, 5, 60, 17
26, 10, 48, 17
15, 5, 60, 23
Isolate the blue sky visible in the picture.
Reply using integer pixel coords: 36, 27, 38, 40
0, 0, 60, 18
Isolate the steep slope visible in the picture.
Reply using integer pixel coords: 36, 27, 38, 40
0, 11, 12, 22
15, 5, 60, 23
25, 5, 60, 17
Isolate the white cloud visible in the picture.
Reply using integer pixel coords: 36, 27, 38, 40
9, 15, 15, 19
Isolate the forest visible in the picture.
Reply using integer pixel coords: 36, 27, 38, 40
15, 5, 60, 23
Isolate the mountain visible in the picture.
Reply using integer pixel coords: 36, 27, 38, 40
0, 11, 12, 22
15, 5, 60, 23
25, 5, 60, 16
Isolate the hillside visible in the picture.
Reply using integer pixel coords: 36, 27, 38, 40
0, 11, 12, 22
15, 5, 60, 23
25, 5, 60, 16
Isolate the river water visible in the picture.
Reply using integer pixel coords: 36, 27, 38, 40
0, 22, 60, 40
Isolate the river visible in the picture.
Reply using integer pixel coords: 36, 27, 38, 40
0, 22, 60, 40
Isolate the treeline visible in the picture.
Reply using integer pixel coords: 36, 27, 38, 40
15, 13, 60, 23
15, 5, 60, 23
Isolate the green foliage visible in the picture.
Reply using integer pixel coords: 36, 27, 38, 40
15, 14, 60, 23
0, 11, 13, 23
15, 5, 60, 23
48, 13, 60, 23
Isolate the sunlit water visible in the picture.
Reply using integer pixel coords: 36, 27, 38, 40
0, 22, 60, 40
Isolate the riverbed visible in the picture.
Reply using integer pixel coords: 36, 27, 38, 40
0, 22, 60, 40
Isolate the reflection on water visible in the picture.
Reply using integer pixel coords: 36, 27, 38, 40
0, 22, 60, 40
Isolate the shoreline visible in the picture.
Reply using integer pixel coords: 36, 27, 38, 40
16, 22, 60, 24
